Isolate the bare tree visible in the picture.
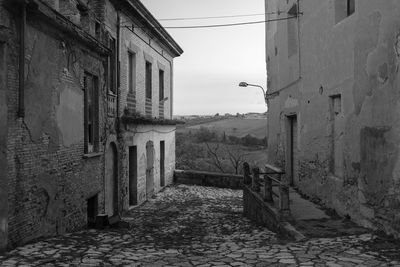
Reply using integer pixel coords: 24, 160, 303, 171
225, 146, 248, 174
205, 142, 248, 174
205, 142, 226, 173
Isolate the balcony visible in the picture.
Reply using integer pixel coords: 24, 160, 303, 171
107, 93, 117, 117
159, 102, 164, 119
127, 92, 136, 114
145, 98, 152, 118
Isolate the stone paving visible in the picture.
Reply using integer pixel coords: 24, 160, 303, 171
1, 184, 400, 266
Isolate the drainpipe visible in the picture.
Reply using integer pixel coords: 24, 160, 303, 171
170, 61, 173, 119
116, 11, 121, 131
18, 2, 26, 118
297, 0, 301, 78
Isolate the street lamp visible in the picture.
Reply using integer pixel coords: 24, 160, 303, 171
238, 82, 267, 104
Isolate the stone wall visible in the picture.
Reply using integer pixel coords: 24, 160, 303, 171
266, 0, 400, 237
174, 170, 243, 189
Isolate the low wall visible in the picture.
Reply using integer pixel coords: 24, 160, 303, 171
243, 184, 305, 241
174, 170, 242, 189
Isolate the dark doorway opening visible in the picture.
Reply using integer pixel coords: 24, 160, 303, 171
287, 115, 298, 186
87, 194, 98, 228
129, 146, 138, 206
160, 141, 165, 187
146, 141, 155, 198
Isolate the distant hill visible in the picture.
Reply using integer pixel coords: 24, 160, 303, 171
178, 117, 267, 139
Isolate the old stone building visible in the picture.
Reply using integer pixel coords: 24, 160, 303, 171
102, 0, 183, 211
266, 0, 400, 237
0, 0, 182, 251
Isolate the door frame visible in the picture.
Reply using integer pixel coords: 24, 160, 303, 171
105, 142, 119, 216
145, 141, 155, 198
286, 114, 297, 186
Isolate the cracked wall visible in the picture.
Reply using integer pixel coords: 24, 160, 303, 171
266, 0, 400, 236
4, 4, 109, 247
0, 28, 8, 251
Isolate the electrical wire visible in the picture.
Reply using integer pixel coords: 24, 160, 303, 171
122, 16, 297, 30
157, 12, 282, 21
132, 129, 177, 134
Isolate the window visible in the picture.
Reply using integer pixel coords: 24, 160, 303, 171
145, 61, 152, 99
335, 0, 355, 23
109, 37, 117, 93
347, 0, 355, 16
84, 72, 99, 154
159, 69, 164, 101
128, 52, 136, 93
95, 21, 101, 40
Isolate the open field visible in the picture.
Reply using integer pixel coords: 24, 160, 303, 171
178, 117, 267, 139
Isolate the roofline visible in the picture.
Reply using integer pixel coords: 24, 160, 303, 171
113, 0, 184, 57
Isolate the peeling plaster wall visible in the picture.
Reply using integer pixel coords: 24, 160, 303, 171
266, 0, 400, 236
103, 0, 177, 210
122, 125, 176, 207
4, 5, 108, 247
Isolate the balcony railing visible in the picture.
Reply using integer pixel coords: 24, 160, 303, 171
127, 92, 136, 114
107, 93, 117, 117
145, 98, 152, 118
159, 101, 165, 119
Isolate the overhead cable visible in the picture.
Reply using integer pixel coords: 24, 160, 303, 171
122, 16, 297, 30
157, 12, 282, 21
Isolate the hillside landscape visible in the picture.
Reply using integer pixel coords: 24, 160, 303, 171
176, 113, 268, 174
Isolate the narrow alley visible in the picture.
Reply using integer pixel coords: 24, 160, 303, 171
1, 185, 399, 267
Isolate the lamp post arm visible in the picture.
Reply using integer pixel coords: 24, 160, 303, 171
247, 83, 267, 102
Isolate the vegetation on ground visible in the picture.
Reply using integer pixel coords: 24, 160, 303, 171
176, 126, 268, 174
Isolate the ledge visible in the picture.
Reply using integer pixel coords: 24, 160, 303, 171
5, 0, 111, 56
121, 115, 185, 126
83, 152, 102, 159
174, 169, 242, 189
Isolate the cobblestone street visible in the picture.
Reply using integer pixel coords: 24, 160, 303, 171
1, 185, 400, 266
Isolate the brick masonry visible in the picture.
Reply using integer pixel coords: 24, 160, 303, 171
0, 0, 182, 250
0, 0, 114, 249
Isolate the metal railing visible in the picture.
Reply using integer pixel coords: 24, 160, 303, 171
145, 98, 152, 117
159, 101, 165, 119
107, 93, 116, 117
243, 162, 290, 216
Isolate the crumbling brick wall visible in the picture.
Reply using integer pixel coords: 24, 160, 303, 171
3, 1, 111, 247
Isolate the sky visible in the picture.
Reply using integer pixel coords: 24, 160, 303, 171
141, 0, 267, 115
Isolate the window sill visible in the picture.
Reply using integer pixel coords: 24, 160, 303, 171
83, 152, 103, 159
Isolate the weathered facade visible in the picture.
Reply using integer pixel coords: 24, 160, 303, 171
0, 0, 182, 251
102, 0, 183, 210
266, 0, 400, 237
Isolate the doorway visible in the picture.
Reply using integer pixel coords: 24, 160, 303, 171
87, 194, 98, 228
160, 141, 165, 187
287, 115, 298, 186
129, 146, 137, 206
146, 141, 155, 198
105, 143, 118, 216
